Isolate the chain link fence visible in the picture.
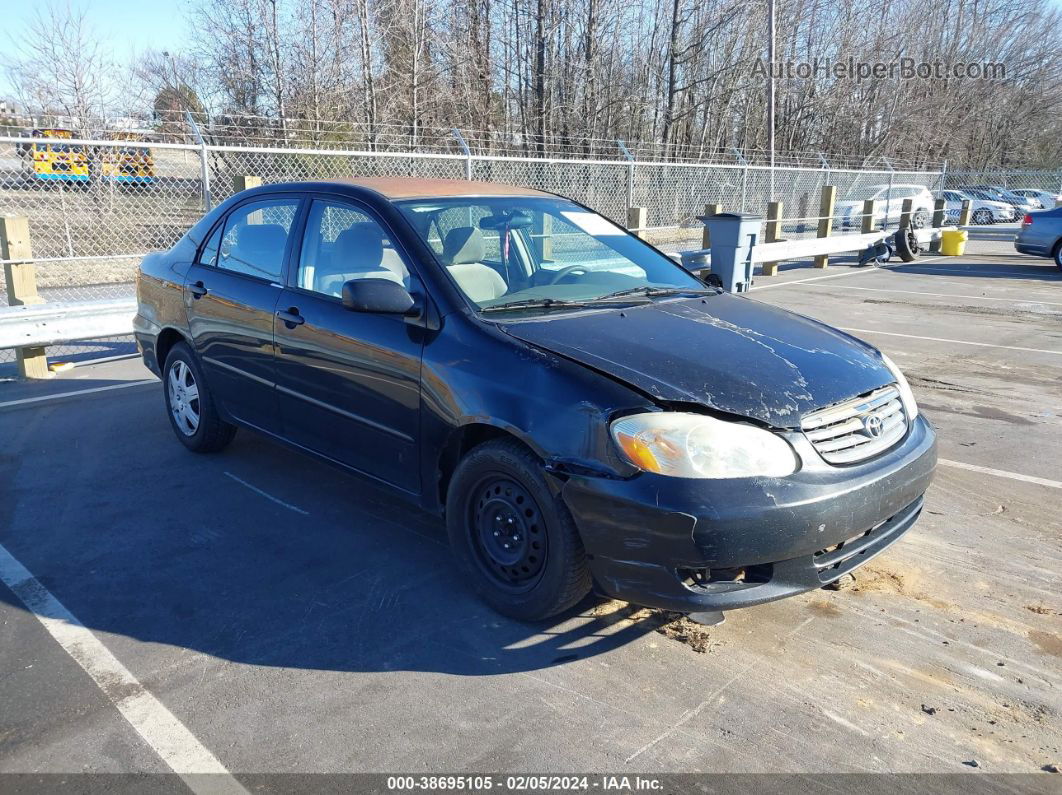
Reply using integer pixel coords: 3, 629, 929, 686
944, 169, 1062, 192
0, 131, 952, 367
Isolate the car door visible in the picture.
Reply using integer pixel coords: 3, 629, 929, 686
272, 197, 424, 494
184, 195, 303, 431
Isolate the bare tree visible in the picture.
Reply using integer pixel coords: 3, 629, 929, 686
5, 2, 114, 133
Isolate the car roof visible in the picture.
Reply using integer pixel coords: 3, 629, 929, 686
263, 177, 554, 200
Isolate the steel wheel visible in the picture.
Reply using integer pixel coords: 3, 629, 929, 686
468, 475, 547, 593
167, 359, 201, 436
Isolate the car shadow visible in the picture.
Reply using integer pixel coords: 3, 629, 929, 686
0, 386, 664, 677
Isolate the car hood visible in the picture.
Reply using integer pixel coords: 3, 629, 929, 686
498, 295, 893, 428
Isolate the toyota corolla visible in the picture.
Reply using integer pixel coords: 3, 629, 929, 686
135, 178, 937, 623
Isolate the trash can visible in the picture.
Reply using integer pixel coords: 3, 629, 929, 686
940, 228, 968, 256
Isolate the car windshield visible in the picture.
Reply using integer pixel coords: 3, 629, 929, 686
395, 197, 708, 313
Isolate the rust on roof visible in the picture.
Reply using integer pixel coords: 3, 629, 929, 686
329, 177, 553, 199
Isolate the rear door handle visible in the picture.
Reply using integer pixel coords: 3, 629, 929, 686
189, 281, 208, 298
276, 308, 305, 328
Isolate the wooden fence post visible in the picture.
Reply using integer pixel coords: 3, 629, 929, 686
958, 200, 973, 226
233, 175, 262, 193
929, 199, 946, 253
534, 213, 553, 262
899, 198, 913, 231
813, 186, 836, 269
1, 215, 50, 378
861, 200, 877, 233
627, 206, 648, 241
701, 203, 721, 249
761, 201, 783, 276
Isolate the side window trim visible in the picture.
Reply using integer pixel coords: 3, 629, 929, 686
194, 220, 225, 267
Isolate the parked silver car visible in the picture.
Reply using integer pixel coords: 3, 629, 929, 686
1014, 207, 1062, 270
959, 185, 1040, 216
1011, 188, 1060, 210
837, 184, 935, 229
937, 189, 1014, 224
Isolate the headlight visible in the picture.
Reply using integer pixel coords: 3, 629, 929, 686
610, 412, 798, 479
880, 353, 919, 419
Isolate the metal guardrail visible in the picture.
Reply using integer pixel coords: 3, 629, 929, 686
676, 226, 947, 271
0, 298, 136, 350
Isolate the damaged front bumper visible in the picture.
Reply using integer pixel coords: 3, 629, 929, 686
561, 415, 937, 613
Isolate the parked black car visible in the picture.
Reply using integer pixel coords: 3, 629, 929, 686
135, 178, 937, 622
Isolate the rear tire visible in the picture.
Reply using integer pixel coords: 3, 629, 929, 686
445, 439, 591, 621
1053, 241, 1062, 272
163, 342, 236, 453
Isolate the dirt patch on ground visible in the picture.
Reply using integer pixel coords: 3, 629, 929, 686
808, 598, 844, 618
849, 562, 954, 611
850, 564, 909, 594
861, 298, 1062, 324
589, 599, 718, 653
1026, 604, 1061, 616
1029, 630, 1062, 658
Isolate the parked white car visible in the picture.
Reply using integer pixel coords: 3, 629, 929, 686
837, 184, 935, 229
1010, 188, 1060, 210
937, 189, 1015, 225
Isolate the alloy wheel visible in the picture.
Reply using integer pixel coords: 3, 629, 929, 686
168, 360, 201, 436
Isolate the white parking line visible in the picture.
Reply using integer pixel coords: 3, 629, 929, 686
224, 471, 310, 515
750, 256, 947, 292
0, 380, 157, 409
0, 542, 247, 795
838, 327, 1062, 356
799, 283, 1062, 307
939, 458, 1062, 490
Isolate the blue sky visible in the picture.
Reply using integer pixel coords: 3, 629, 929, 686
1, 0, 189, 99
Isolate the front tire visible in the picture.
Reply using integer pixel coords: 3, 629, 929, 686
445, 439, 591, 621
163, 342, 236, 453
1053, 241, 1062, 272
972, 209, 993, 225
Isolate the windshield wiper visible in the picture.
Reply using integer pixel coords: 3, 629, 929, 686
480, 297, 597, 313
593, 285, 718, 301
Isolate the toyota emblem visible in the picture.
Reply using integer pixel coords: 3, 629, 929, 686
863, 415, 884, 438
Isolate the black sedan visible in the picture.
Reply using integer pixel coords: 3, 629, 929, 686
135, 178, 936, 622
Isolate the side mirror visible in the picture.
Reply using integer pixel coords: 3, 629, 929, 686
341, 278, 416, 315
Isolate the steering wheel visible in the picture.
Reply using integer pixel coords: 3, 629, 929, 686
542, 265, 590, 285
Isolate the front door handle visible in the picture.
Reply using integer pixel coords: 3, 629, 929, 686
189, 281, 208, 298
276, 308, 305, 328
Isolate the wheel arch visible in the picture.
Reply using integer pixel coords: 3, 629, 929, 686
155, 326, 192, 372
434, 421, 545, 514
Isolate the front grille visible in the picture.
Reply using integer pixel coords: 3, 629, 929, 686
801, 384, 907, 464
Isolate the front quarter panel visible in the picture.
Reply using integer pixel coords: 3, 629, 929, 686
419, 311, 653, 511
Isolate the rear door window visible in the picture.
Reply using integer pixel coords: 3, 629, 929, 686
217, 199, 300, 281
